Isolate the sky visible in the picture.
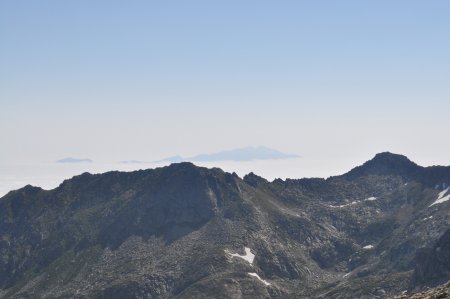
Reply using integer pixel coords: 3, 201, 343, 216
1, 1, 450, 193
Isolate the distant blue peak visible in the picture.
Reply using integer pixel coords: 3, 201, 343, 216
56, 157, 93, 163
120, 160, 149, 164
156, 146, 300, 163
154, 156, 185, 163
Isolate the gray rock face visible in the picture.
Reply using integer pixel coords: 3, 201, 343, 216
413, 229, 450, 287
0, 154, 450, 298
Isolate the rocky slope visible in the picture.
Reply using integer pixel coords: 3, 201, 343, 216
0, 152, 449, 298
413, 228, 450, 288
394, 280, 450, 299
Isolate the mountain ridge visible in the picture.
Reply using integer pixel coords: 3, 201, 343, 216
1, 152, 449, 298
13, 152, 450, 195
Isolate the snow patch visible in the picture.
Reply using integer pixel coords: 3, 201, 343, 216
328, 196, 377, 208
363, 245, 374, 250
429, 187, 450, 207
423, 216, 433, 221
329, 201, 357, 208
225, 247, 255, 265
365, 197, 377, 201
343, 272, 351, 278
248, 272, 271, 286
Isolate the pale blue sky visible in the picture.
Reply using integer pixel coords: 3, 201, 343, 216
1, 1, 450, 176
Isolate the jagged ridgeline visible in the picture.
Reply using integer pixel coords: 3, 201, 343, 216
0, 152, 449, 299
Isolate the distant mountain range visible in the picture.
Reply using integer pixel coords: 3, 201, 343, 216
62, 147, 299, 165
155, 146, 300, 163
56, 157, 93, 163
1, 152, 449, 298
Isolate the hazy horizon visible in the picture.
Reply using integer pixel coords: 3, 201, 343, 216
1, 148, 448, 198
1, 1, 449, 195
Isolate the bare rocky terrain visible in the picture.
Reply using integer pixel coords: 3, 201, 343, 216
394, 280, 450, 299
0, 152, 449, 298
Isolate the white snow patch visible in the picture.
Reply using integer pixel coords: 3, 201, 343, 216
363, 245, 374, 250
429, 187, 450, 207
423, 216, 433, 221
248, 272, 271, 286
329, 196, 377, 208
437, 188, 449, 200
343, 272, 351, 278
225, 247, 255, 265
329, 202, 356, 208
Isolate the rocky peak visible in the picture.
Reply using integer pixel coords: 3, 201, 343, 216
243, 172, 268, 187
343, 152, 420, 180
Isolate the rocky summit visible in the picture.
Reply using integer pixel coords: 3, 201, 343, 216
1, 152, 450, 298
